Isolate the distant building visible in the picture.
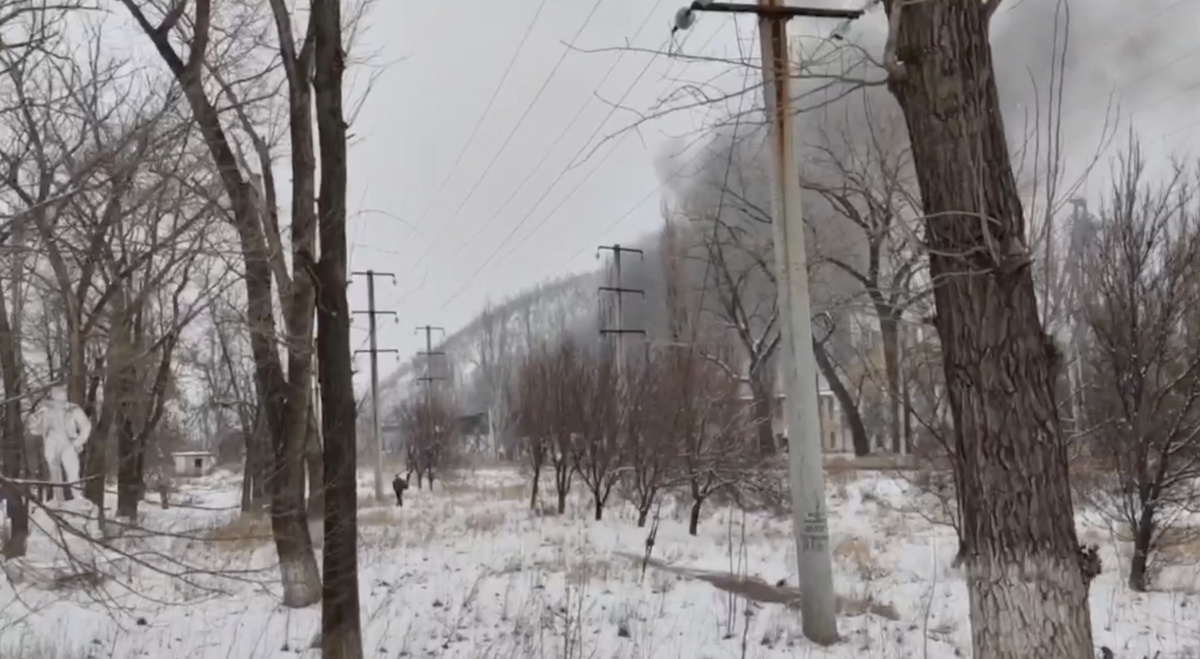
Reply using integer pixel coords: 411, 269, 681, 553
172, 450, 217, 477
741, 388, 853, 454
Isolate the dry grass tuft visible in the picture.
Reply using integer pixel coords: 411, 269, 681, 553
1148, 526, 1200, 565
440, 478, 527, 502
837, 593, 901, 621
463, 509, 507, 535
2, 632, 90, 659
201, 513, 272, 552
566, 556, 618, 586
357, 507, 398, 527
833, 536, 888, 580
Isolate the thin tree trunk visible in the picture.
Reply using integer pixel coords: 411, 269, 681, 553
113, 309, 138, 517
0, 283, 27, 556
749, 375, 776, 455
115, 410, 139, 519
884, 2, 1095, 657
877, 311, 904, 453
313, 0, 364, 653
813, 339, 869, 456
305, 398, 323, 519
637, 501, 651, 528
240, 447, 253, 513
1129, 508, 1153, 592
688, 497, 702, 536
529, 455, 542, 510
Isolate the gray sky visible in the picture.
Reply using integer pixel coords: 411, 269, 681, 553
344, 0, 1200, 387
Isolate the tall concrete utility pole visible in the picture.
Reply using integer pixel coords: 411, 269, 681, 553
597, 244, 645, 381
352, 270, 398, 502
673, 0, 863, 645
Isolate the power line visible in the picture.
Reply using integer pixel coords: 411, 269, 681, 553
405, 0, 608, 276
385, 13, 696, 315
413, 0, 553, 225
437, 26, 732, 308
415, 1, 669, 282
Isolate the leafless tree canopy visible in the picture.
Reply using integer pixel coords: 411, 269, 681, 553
1079, 143, 1200, 592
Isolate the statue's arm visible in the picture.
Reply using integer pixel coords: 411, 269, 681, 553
70, 406, 93, 450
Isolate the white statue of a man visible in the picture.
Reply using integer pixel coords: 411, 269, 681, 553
27, 385, 92, 500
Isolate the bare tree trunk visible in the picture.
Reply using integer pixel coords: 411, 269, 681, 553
884, 2, 1095, 656
554, 460, 570, 515
748, 375, 776, 455
115, 409, 139, 519
688, 496, 703, 536
877, 312, 904, 453
117, 308, 149, 519
240, 448, 253, 513
0, 281, 27, 555
305, 399, 324, 518
313, 0, 364, 653
528, 453, 543, 511
813, 339, 869, 456
1129, 507, 1154, 592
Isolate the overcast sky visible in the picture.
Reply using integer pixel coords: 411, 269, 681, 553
343, 0, 1200, 388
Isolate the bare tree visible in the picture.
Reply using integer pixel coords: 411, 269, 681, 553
511, 346, 553, 510
675, 132, 782, 455
470, 302, 514, 458
397, 391, 454, 489
621, 353, 674, 527
802, 97, 924, 454
119, 0, 324, 607
652, 341, 754, 536
1079, 145, 1200, 592
882, 0, 1097, 655
570, 348, 622, 521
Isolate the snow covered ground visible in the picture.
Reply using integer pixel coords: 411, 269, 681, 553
0, 465, 1197, 659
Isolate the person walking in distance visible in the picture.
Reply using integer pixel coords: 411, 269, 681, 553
392, 474, 408, 507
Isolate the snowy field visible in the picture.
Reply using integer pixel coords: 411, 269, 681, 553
0, 465, 1197, 659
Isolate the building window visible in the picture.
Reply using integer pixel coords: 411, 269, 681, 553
194, 458, 203, 471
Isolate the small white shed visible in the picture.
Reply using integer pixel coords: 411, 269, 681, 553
172, 450, 217, 477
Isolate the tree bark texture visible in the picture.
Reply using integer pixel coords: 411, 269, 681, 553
884, 2, 1095, 657
313, 0, 364, 655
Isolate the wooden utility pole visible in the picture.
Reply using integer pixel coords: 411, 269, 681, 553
352, 270, 397, 502
673, 0, 863, 645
